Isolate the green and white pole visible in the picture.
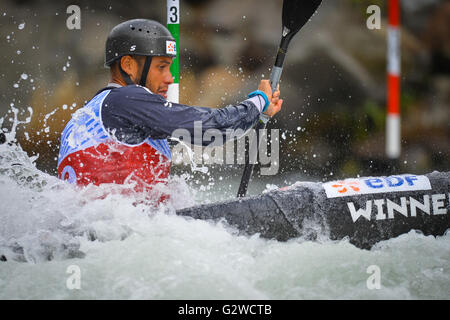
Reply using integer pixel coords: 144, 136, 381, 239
167, 0, 180, 103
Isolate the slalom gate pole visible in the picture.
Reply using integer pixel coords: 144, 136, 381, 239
386, 0, 401, 158
167, 0, 180, 103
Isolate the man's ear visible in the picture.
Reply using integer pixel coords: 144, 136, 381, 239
120, 55, 134, 76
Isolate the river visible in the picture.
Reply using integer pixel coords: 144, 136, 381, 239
0, 135, 449, 300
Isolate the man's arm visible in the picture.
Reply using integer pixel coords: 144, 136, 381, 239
101, 85, 269, 146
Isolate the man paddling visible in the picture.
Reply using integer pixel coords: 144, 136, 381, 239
57, 19, 282, 197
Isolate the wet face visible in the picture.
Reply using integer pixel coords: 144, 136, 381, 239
144, 56, 174, 99
114, 55, 174, 99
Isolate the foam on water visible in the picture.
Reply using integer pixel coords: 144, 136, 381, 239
0, 119, 449, 299
0, 140, 196, 262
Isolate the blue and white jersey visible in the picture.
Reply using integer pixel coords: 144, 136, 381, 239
58, 87, 172, 167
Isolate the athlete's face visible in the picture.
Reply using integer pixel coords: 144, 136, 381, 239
144, 56, 174, 99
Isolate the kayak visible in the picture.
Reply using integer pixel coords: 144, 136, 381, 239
177, 171, 450, 249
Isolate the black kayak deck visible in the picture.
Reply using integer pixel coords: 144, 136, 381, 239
177, 171, 450, 249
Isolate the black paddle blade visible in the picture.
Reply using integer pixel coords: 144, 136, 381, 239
282, 0, 322, 37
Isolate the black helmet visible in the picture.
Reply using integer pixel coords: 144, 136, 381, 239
105, 18, 176, 67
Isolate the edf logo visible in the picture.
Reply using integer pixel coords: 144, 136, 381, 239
166, 40, 176, 55
364, 175, 418, 189
324, 175, 432, 198
331, 180, 360, 194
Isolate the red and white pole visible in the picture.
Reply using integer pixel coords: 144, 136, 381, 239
386, 0, 401, 158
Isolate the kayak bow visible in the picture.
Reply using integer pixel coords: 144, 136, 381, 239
178, 171, 450, 249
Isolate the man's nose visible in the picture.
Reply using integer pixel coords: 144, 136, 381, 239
165, 71, 174, 84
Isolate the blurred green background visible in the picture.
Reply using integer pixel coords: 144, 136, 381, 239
0, 0, 448, 182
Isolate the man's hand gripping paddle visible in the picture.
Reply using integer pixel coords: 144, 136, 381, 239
237, 0, 323, 198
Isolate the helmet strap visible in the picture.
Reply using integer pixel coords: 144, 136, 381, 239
117, 56, 152, 87
139, 56, 152, 87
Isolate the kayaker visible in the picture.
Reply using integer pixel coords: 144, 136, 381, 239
57, 19, 282, 198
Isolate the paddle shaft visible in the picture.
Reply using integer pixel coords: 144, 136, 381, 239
236, 38, 289, 198
236, 0, 322, 198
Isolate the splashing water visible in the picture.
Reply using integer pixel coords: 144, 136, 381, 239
0, 139, 197, 263
0, 107, 449, 300
169, 136, 209, 174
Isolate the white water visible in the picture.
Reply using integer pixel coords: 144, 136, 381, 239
0, 130, 449, 300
